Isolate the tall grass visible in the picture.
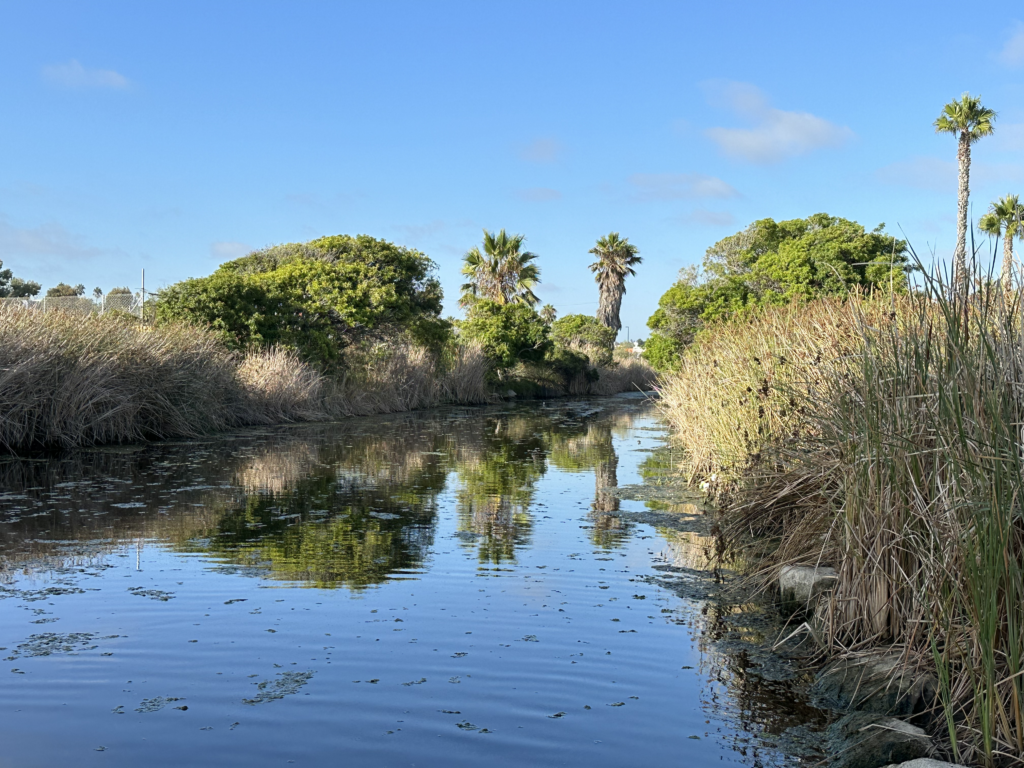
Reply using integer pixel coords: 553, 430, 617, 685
657, 268, 1024, 765
0, 307, 491, 452
592, 359, 658, 395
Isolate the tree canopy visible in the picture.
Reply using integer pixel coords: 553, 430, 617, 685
459, 229, 541, 308
589, 232, 641, 332
0, 261, 41, 298
45, 282, 86, 297
645, 214, 909, 370
157, 235, 445, 366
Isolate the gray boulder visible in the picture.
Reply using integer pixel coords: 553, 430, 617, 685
812, 655, 937, 719
779, 564, 837, 614
827, 712, 933, 768
881, 760, 965, 768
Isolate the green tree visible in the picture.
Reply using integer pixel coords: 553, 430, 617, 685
550, 313, 616, 367
459, 229, 541, 308
157, 235, 445, 366
45, 282, 86, 297
978, 194, 1024, 293
935, 93, 997, 285
588, 232, 641, 333
0, 261, 41, 298
539, 304, 557, 324
645, 214, 909, 369
458, 300, 550, 372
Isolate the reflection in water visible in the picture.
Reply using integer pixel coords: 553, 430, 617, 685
0, 402, 642, 584
0, 396, 826, 767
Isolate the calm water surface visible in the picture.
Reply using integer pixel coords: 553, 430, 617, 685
0, 396, 810, 767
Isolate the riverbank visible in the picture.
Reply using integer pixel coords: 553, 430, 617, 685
654, 272, 1024, 765
0, 307, 655, 453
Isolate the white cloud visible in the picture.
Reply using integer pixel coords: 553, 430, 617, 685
677, 209, 736, 227
516, 187, 561, 202
628, 173, 739, 201
42, 59, 130, 89
0, 215, 110, 259
1000, 21, 1024, 66
518, 137, 563, 163
702, 81, 853, 164
210, 241, 250, 261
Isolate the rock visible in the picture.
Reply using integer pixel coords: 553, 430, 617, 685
881, 760, 966, 768
826, 712, 933, 768
812, 655, 937, 719
505, 389, 517, 398
779, 564, 837, 613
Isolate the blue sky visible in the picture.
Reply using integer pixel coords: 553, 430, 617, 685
2, 1, 1023, 340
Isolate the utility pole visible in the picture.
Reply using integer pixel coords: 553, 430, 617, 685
141, 269, 145, 322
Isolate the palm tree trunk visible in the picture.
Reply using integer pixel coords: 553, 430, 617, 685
1003, 230, 1015, 296
597, 283, 624, 332
954, 132, 971, 290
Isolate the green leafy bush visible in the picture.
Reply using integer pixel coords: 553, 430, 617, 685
157, 235, 446, 367
646, 214, 909, 369
458, 300, 551, 373
550, 314, 615, 366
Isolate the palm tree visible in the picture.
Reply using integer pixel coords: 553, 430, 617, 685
979, 194, 1024, 293
459, 229, 541, 308
588, 232, 641, 333
934, 94, 997, 286
540, 304, 557, 324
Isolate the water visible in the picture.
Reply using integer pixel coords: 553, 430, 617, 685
0, 396, 819, 767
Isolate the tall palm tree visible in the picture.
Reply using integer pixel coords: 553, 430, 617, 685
539, 304, 557, 324
459, 229, 541, 308
588, 232, 641, 333
979, 194, 1024, 293
934, 93, 997, 287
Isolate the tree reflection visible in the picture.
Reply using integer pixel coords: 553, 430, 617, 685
0, 400, 651, 585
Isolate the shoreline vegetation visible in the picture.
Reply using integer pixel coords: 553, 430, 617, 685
655, 258, 1024, 765
0, 230, 655, 453
0, 306, 654, 453
646, 93, 1018, 766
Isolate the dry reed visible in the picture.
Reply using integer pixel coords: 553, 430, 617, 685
0, 308, 492, 452
657, 272, 1024, 765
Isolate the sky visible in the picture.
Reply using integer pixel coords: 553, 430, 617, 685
1, 1, 1023, 341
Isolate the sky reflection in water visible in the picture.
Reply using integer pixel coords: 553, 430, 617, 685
0, 396, 814, 767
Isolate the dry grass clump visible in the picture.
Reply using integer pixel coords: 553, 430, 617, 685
0, 307, 254, 451
236, 346, 328, 421
657, 277, 1024, 764
592, 359, 658, 395
0, 308, 493, 452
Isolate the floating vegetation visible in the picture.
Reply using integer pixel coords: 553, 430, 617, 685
243, 670, 315, 705
128, 586, 175, 601
7, 632, 118, 659
401, 678, 426, 686
135, 696, 184, 713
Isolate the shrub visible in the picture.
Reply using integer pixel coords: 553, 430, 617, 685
458, 300, 551, 373
550, 314, 615, 366
157, 234, 446, 367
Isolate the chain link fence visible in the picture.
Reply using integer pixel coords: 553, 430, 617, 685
0, 292, 144, 318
